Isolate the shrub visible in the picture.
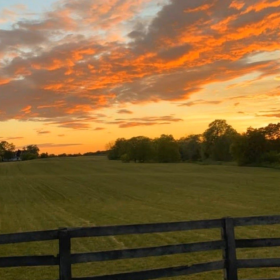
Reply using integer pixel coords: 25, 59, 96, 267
121, 153, 130, 163
40, 153, 49, 158
21, 153, 37, 161
261, 151, 280, 164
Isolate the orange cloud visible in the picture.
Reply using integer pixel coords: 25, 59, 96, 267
185, 4, 213, 13
0, 78, 10, 85
43, 84, 64, 91
229, 1, 245, 10
0, 0, 279, 125
65, 105, 93, 114
21, 106, 32, 113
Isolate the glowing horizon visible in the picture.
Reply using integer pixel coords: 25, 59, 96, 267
0, 0, 279, 154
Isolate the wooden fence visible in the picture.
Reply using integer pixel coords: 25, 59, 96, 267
1, 215, 280, 280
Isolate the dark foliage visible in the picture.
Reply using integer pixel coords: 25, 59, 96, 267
108, 120, 280, 166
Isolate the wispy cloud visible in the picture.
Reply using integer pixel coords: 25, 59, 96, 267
94, 127, 106, 131
36, 143, 82, 148
117, 109, 133, 114
112, 115, 183, 128
257, 109, 280, 118
6, 137, 24, 140
36, 129, 51, 134
179, 100, 223, 107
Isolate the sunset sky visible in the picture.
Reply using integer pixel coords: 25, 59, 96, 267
0, 0, 280, 154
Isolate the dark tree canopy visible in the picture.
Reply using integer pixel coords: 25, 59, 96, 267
202, 120, 238, 161
1, 119, 280, 166
107, 120, 280, 166
0, 141, 15, 161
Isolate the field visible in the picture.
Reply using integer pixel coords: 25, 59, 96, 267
1, 156, 280, 280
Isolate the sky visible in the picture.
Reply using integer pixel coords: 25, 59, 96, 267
0, 0, 280, 154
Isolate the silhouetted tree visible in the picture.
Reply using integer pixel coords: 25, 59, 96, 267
0, 141, 15, 161
178, 135, 202, 161
107, 138, 129, 160
21, 144, 40, 160
153, 134, 181, 163
259, 123, 280, 153
26, 145, 40, 157
107, 120, 280, 166
40, 153, 49, 158
231, 128, 267, 166
202, 119, 238, 161
128, 136, 153, 162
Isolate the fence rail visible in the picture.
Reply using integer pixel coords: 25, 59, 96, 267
1, 215, 280, 280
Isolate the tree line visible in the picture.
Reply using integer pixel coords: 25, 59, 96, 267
0, 143, 40, 161
107, 120, 280, 166
0, 141, 107, 161
1, 119, 280, 166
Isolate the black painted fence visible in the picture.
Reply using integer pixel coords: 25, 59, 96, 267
1, 215, 280, 280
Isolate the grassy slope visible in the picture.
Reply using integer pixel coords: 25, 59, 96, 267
0, 156, 280, 279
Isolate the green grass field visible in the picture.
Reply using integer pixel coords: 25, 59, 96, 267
1, 156, 280, 280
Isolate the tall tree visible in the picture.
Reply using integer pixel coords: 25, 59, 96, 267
259, 123, 280, 140
259, 123, 280, 152
0, 141, 15, 161
178, 135, 202, 161
128, 136, 153, 163
153, 134, 181, 163
202, 119, 238, 161
21, 144, 40, 160
25, 145, 40, 157
107, 138, 129, 160
231, 128, 267, 166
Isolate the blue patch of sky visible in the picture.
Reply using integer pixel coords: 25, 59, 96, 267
0, 0, 58, 29
0, 0, 58, 12
121, 0, 169, 42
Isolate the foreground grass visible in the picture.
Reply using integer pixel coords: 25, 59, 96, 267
0, 156, 280, 279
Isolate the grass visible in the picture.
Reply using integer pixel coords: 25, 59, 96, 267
1, 156, 280, 279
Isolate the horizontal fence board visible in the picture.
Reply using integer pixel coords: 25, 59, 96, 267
72, 240, 223, 264
69, 219, 223, 238
0, 230, 58, 245
234, 216, 280, 227
73, 261, 225, 280
1, 216, 280, 279
236, 238, 280, 248
241, 278, 280, 280
238, 258, 280, 268
0, 255, 59, 268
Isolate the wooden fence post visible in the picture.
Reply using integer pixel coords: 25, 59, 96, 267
221, 217, 238, 280
59, 228, 72, 280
